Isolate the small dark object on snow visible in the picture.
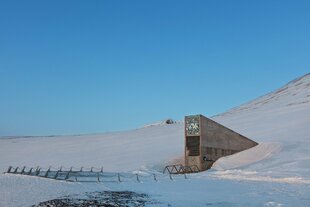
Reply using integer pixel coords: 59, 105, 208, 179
165, 119, 175, 124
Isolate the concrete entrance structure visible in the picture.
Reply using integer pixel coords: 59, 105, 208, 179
185, 114, 258, 171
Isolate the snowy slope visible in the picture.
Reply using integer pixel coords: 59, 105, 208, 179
0, 123, 183, 173
212, 73, 310, 180
0, 73, 310, 207
1, 74, 309, 178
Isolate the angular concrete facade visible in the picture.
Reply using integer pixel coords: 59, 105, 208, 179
185, 114, 258, 171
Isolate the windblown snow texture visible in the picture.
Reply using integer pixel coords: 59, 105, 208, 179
1, 74, 310, 207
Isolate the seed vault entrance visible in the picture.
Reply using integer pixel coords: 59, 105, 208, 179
185, 114, 258, 171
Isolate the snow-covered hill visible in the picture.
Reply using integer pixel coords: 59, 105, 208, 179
0, 123, 183, 173
1, 74, 309, 178
212, 73, 310, 180
1, 73, 310, 207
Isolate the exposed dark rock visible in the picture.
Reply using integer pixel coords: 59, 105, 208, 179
165, 119, 176, 124
33, 191, 159, 207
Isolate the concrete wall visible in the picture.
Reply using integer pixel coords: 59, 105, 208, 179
185, 114, 258, 171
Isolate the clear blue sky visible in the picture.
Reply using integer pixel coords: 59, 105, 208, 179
0, 0, 309, 136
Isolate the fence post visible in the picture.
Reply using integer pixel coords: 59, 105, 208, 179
136, 174, 140, 182
44, 168, 51, 178
65, 171, 71, 180
153, 174, 157, 182
36, 168, 41, 176
65, 167, 72, 180
21, 166, 26, 174
54, 166, 62, 179
28, 168, 33, 175
97, 173, 100, 182
118, 173, 121, 182
7, 166, 12, 173
163, 166, 166, 174
54, 170, 60, 179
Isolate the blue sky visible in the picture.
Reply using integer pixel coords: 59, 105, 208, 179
0, 0, 309, 136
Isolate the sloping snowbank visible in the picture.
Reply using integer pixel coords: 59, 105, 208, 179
211, 74, 310, 179
213, 142, 281, 171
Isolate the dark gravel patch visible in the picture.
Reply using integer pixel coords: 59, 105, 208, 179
33, 191, 159, 207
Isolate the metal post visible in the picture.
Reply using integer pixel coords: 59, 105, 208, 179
153, 174, 157, 182
118, 173, 121, 182
184, 173, 187, 179
28, 168, 33, 175
136, 174, 140, 182
65, 167, 72, 180
65, 171, 71, 180
54, 170, 60, 179
44, 168, 50, 177
174, 166, 178, 173
97, 173, 100, 182
36, 168, 41, 176
163, 167, 166, 174
21, 166, 26, 174
7, 166, 12, 173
